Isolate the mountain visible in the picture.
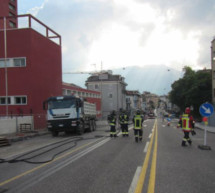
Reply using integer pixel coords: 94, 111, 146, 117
63, 65, 183, 96
113, 65, 183, 95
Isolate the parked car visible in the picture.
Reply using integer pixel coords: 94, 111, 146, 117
148, 112, 155, 119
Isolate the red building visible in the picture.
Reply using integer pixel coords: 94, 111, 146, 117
62, 82, 102, 118
0, 12, 62, 128
0, 0, 18, 28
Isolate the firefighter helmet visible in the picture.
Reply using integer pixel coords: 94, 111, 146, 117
136, 110, 141, 115
185, 107, 190, 114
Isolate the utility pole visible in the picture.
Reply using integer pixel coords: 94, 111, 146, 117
4, 17, 8, 116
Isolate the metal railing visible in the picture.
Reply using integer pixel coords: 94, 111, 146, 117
0, 14, 61, 46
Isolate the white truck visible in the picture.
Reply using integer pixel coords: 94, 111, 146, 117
43, 96, 97, 136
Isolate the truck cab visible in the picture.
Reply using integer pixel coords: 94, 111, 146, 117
43, 96, 96, 136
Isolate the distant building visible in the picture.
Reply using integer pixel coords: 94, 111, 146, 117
0, 3, 62, 129
126, 90, 142, 116
85, 71, 127, 118
62, 82, 102, 118
142, 92, 159, 112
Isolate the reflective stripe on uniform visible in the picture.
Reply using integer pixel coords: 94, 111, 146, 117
181, 114, 191, 131
134, 115, 142, 129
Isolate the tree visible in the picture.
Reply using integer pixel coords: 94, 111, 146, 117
169, 66, 212, 118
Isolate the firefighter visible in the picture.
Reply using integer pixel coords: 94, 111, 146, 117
119, 109, 129, 137
178, 107, 195, 146
133, 110, 144, 142
108, 110, 117, 137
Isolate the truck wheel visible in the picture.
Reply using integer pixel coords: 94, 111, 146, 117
52, 131, 59, 137
88, 120, 93, 132
65, 130, 71, 135
77, 121, 85, 135
93, 120, 96, 131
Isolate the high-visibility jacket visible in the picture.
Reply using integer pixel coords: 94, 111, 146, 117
109, 116, 116, 126
119, 114, 128, 124
133, 115, 143, 129
181, 113, 193, 132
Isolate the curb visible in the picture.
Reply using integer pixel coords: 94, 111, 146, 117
195, 124, 215, 134
7, 131, 50, 143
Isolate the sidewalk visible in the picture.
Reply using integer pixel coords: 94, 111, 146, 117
0, 120, 110, 146
0, 129, 49, 146
195, 123, 215, 133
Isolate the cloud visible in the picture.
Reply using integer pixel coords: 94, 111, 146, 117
34, 0, 114, 72
146, 0, 215, 68
18, 0, 46, 15
29, 0, 215, 75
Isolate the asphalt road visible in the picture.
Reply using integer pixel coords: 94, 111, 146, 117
0, 119, 215, 193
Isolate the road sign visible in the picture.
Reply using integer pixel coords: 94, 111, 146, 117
199, 103, 214, 117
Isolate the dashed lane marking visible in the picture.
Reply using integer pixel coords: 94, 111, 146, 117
143, 142, 150, 153
128, 167, 142, 193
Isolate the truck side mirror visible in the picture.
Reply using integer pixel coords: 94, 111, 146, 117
76, 100, 79, 112
43, 101, 47, 110
79, 100, 83, 107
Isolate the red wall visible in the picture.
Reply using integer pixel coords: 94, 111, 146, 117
0, 28, 62, 129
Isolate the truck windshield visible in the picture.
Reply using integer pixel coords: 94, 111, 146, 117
48, 99, 76, 109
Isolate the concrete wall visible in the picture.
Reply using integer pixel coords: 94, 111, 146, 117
0, 116, 33, 135
101, 82, 126, 118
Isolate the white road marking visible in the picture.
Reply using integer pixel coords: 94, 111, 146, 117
143, 142, 150, 153
148, 133, 152, 139
128, 166, 142, 193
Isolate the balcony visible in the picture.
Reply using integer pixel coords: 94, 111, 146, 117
0, 14, 61, 46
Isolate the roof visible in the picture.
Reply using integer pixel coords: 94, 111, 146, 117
86, 72, 127, 85
62, 82, 100, 94
126, 90, 141, 96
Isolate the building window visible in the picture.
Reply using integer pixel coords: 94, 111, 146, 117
9, 4, 16, 11
9, 12, 15, 17
67, 90, 71, 95
14, 58, 25, 66
15, 96, 27, 105
109, 93, 113, 98
9, 21, 16, 28
0, 58, 26, 68
0, 97, 11, 105
95, 84, 99, 89
0, 96, 27, 105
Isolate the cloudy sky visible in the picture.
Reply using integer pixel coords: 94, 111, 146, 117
18, 0, 215, 77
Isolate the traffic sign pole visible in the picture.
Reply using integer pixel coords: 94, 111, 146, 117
204, 123, 207, 146
198, 103, 213, 150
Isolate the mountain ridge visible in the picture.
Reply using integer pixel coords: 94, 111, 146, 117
63, 65, 183, 95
